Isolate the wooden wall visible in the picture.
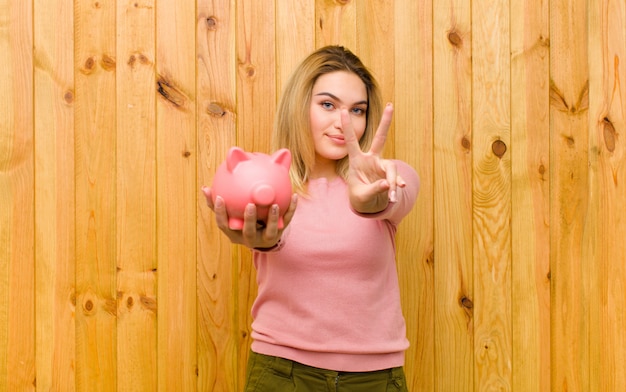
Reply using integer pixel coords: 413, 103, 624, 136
1, 0, 624, 390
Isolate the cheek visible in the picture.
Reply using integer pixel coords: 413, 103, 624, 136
309, 106, 324, 132
353, 118, 367, 140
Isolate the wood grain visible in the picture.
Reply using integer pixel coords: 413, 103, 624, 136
550, 0, 591, 390
588, 0, 626, 390
156, 0, 197, 390
394, 0, 434, 389
2, 1, 626, 390
315, 0, 357, 48
235, 0, 276, 387
116, 0, 157, 390
74, 0, 117, 390
472, 0, 513, 389
196, 0, 238, 390
357, 0, 395, 158
276, 0, 315, 92
0, 0, 35, 389
510, 0, 551, 390
433, 0, 474, 390
34, 0, 76, 389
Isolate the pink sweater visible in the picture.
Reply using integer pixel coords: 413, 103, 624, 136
250, 160, 420, 372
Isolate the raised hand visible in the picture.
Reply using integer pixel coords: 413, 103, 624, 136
342, 103, 406, 213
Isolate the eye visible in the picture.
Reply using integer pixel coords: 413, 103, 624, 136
321, 101, 335, 110
351, 107, 366, 116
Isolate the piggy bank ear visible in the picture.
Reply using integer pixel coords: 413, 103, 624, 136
271, 148, 291, 170
226, 147, 250, 172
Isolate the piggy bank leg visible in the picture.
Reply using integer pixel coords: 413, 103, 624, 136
228, 217, 245, 230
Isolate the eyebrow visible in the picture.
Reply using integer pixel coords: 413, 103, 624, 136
314, 92, 368, 106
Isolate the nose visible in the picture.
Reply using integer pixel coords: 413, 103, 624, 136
333, 108, 346, 130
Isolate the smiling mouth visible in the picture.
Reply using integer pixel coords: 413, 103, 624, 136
327, 134, 345, 143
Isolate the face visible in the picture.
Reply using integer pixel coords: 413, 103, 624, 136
309, 71, 368, 171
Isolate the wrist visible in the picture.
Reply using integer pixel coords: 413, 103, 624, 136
253, 238, 283, 252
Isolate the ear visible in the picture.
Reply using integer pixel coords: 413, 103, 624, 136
271, 148, 291, 170
226, 147, 250, 172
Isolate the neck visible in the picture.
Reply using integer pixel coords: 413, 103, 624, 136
310, 159, 338, 181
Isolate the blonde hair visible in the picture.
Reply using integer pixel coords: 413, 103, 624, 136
272, 46, 383, 194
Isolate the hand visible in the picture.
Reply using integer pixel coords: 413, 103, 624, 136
201, 186, 297, 249
342, 103, 406, 213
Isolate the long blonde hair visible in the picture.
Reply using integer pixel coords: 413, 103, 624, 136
272, 46, 383, 194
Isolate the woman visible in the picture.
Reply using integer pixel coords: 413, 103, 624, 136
203, 46, 419, 391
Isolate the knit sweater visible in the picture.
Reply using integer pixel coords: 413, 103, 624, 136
250, 160, 420, 372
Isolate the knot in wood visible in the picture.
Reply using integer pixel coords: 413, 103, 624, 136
603, 117, 616, 152
461, 136, 471, 150
492, 140, 507, 158
140, 296, 157, 313
245, 65, 256, 78
207, 102, 226, 117
206, 17, 218, 30
459, 296, 473, 309
83, 57, 96, 73
157, 76, 186, 108
64, 90, 74, 104
448, 30, 463, 47
100, 54, 116, 71
83, 299, 95, 314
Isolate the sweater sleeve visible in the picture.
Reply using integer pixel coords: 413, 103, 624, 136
351, 160, 419, 225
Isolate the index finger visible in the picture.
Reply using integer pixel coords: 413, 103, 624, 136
340, 108, 364, 157
369, 103, 394, 155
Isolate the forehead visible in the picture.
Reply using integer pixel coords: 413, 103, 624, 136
312, 71, 367, 103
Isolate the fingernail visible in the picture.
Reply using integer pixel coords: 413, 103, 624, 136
272, 205, 279, 215
215, 196, 224, 208
390, 190, 397, 203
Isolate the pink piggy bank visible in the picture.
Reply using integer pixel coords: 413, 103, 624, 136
211, 147, 292, 229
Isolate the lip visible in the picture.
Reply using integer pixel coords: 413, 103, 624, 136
326, 134, 346, 145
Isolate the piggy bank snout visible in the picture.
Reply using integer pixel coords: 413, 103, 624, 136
252, 184, 275, 206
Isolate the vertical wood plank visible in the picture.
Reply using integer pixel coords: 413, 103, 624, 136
471, 0, 512, 389
235, 0, 276, 386
315, 0, 357, 48
156, 0, 198, 390
588, 0, 626, 390
0, 0, 35, 389
356, 0, 395, 158
196, 0, 238, 390
432, 0, 474, 390
550, 0, 591, 390
34, 0, 76, 389
510, 0, 551, 390
394, 0, 434, 390
74, 0, 117, 389
236, 0, 276, 154
116, 0, 157, 390
276, 0, 315, 92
